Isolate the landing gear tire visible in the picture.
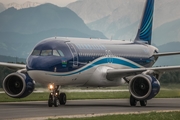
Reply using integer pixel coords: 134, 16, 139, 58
130, 95, 137, 106
48, 98, 53, 107
59, 93, 66, 105
54, 97, 59, 107
140, 100, 147, 106
48, 94, 53, 107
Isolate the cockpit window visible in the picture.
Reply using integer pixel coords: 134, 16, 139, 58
53, 50, 60, 56
57, 50, 65, 57
31, 49, 65, 57
41, 50, 52, 56
31, 50, 40, 56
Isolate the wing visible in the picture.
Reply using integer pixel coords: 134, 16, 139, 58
0, 62, 26, 70
106, 66, 180, 81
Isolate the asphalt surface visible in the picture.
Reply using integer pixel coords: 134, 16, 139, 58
0, 98, 180, 120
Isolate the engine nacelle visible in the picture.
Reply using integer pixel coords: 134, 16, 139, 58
2, 72, 35, 98
129, 74, 160, 100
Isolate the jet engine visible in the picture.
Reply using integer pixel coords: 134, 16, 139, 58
129, 74, 160, 100
2, 72, 35, 98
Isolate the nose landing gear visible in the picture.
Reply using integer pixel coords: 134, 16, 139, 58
48, 84, 67, 107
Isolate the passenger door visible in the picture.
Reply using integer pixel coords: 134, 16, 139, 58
67, 43, 78, 68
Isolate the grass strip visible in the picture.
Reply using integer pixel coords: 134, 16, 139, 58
0, 89, 180, 102
48, 111, 180, 120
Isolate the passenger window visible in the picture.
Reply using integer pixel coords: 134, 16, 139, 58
41, 50, 52, 56
31, 50, 40, 56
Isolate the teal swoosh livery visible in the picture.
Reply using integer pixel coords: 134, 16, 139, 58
48, 57, 142, 76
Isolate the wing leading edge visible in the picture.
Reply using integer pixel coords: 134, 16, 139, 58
0, 62, 26, 70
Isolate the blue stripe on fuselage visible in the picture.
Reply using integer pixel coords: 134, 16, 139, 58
47, 57, 142, 76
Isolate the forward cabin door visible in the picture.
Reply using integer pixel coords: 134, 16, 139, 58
66, 43, 78, 68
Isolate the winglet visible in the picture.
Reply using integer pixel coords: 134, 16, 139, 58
134, 0, 154, 45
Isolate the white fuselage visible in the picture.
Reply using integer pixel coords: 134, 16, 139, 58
27, 37, 158, 87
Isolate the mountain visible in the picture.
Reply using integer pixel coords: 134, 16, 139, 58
0, 3, 6, 13
87, 0, 143, 40
68, 0, 180, 45
0, 3, 106, 37
67, 0, 127, 24
5, 1, 41, 10
152, 19, 180, 45
0, 3, 106, 58
154, 0, 180, 28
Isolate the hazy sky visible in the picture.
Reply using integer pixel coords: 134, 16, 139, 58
0, 0, 78, 6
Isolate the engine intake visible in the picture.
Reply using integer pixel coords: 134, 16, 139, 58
129, 74, 160, 100
3, 72, 35, 98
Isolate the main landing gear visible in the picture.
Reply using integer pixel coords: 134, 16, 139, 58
48, 84, 67, 107
130, 95, 147, 107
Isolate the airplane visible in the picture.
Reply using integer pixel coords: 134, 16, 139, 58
1, 0, 180, 107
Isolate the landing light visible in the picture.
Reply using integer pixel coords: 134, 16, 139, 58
49, 84, 54, 90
